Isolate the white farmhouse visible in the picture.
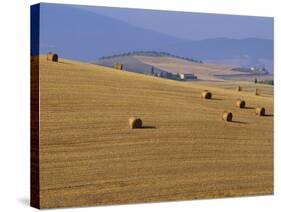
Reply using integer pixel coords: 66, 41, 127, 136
179, 73, 197, 80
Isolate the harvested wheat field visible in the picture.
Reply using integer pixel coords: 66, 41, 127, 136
38, 56, 273, 208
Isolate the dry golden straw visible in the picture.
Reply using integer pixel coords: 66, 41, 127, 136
222, 111, 233, 122
128, 117, 143, 129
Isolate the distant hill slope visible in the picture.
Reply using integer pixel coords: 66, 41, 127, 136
95, 55, 165, 75
95, 51, 202, 79
95, 53, 272, 82
135, 55, 273, 82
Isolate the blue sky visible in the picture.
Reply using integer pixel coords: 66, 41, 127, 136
76, 5, 273, 41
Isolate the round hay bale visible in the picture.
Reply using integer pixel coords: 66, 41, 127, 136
128, 117, 142, 129
119, 64, 123, 70
47, 52, 58, 62
114, 63, 123, 70
201, 90, 212, 99
255, 88, 260, 96
222, 111, 233, 122
236, 100, 246, 108
256, 107, 265, 116
237, 85, 242, 92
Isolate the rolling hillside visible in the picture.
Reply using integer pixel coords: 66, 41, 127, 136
95, 53, 272, 82
95, 55, 166, 75
135, 55, 273, 81
38, 56, 273, 208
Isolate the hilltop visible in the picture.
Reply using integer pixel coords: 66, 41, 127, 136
98, 51, 203, 63
95, 51, 201, 81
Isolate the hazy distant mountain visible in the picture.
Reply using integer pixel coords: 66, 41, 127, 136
160, 38, 273, 72
38, 3, 185, 61
36, 3, 273, 72
162, 38, 273, 59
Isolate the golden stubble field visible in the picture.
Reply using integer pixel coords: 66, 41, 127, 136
38, 56, 273, 208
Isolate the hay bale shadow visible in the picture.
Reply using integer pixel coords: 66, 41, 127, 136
244, 106, 255, 109
140, 125, 156, 129
264, 114, 274, 117
59, 61, 71, 65
231, 120, 248, 124
212, 98, 223, 100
